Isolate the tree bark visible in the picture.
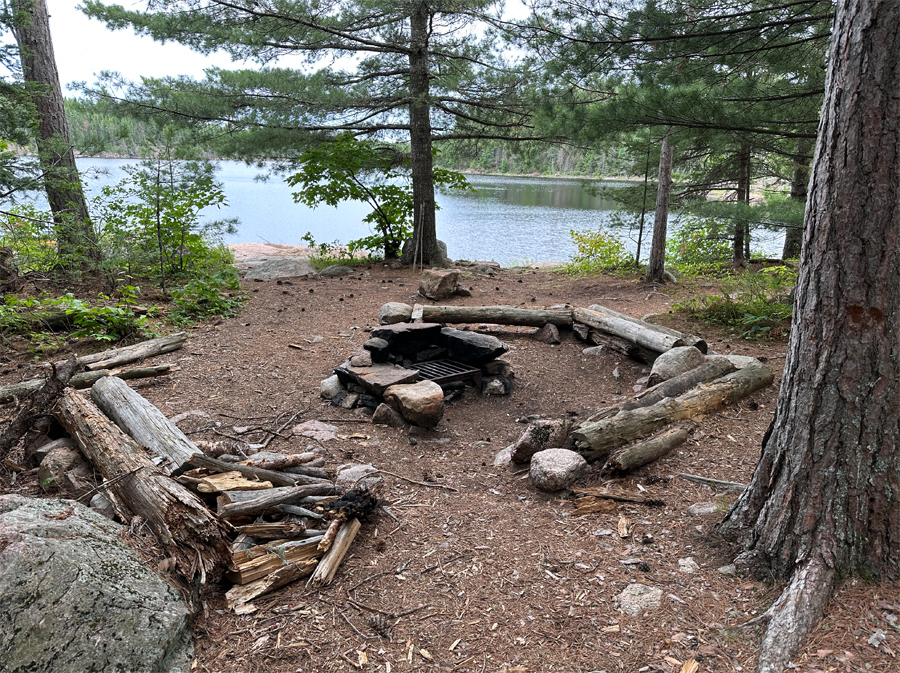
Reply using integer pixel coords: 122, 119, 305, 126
420, 305, 574, 327
10, 0, 97, 265
734, 143, 752, 266
719, 3, 900, 671
53, 389, 231, 582
645, 132, 673, 284
782, 137, 812, 260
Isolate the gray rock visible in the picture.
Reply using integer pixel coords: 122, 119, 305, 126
372, 403, 407, 428
0, 495, 192, 673
334, 361, 420, 396
493, 445, 515, 466
370, 322, 443, 357
26, 437, 74, 464
616, 583, 663, 615
377, 302, 413, 325
687, 502, 719, 516
338, 392, 360, 409
663, 270, 678, 284
720, 353, 761, 369
384, 380, 445, 427
320, 374, 344, 400
356, 394, 381, 410
292, 420, 339, 442
363, 337, 391, 362
244, 258, 317, 280
678, 557, 700, 573
89, 492, 116, 520
454, 286, 472, 297
582, 345, 605, 356
335, 464, 382, 490
482, 358, 514, 377
418, 269, 461, 300
531, 323, 561, 345
349, 350, 373, 367
718, 564, 737, 575
38, 445, 87, 494
648, 346, 707, 385
399, 238, 452, 268
510, 419, 573, 463
529, 448, 587, 492
320, 264, 354, 277
482, 375, 512, 396
441, 327, 509, 364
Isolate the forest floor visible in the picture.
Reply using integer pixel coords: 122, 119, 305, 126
2, 260, 899, 673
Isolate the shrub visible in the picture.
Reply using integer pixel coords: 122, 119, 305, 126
563, 228, 632, 274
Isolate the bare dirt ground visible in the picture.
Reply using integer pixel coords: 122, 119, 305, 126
2, 262, 899, 673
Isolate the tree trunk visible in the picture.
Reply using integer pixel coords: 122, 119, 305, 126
402, 1, 443, 268
734, 143, 751, 266
10, 0, 98, 266
719, 3, 900, 671
782, 137, 812, 259
645, 132, 673, 283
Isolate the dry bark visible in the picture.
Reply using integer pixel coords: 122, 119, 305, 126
53, 389, 231, 582
0, 364, 172, 405
227, 537, 324, 585
217, 483, 339, 519
601, 426, 690, 475
226, 559, 319, 609
419, 305, 574, 327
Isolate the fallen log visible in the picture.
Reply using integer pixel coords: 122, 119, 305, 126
197, 471, 273, 493
54, 389, 231, 582
418, 305, 574, 327
678, 472, 747, 492
92, 376, 198, 475
586, 329, 659, 363
587, 304, 707, 354
575, 307, 684, 354
0, 356, 80, 460
622, 357, 736, 411
572, 362, 774, 460
217, 483, 339, 519
308, 517, 361, 588
601, 426, 691, 476
42, 332, 188, 370
0, 364, 173, 405
189, 453, 331, 488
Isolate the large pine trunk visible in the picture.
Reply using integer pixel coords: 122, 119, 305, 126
11, 0, 97, 265
719, 3, 900, 671
645, 132, 673, 283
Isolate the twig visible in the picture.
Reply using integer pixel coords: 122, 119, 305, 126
346, 559, 411, 594
347, 599, 426, 620
375, 469, 459, 492
678, 472, 747, 492
339, 611, 377, 640
260, 410, 304, 449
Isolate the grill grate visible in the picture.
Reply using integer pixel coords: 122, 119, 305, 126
411, 359, 482, 387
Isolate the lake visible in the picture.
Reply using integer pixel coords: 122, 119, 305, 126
75, 159, 633, 266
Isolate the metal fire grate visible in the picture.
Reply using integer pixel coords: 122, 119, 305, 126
412, 359, 482, 387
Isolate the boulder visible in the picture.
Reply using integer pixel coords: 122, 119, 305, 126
26, 436, 74, 465
719, 353, 761, 369
482, 375, 512, 396
363, 337, 391, 362
320, 374, 344, 400
531, 323, 561, 345
648, 346, 707, 386
335, 464, 382, 490
687, 502, 719, 517
243, 258, 317, 281
399, 238, 452, 268
38, 445, 88, 494
383, 380, 445, 427
372, 403, 407, 428
0, 495, 193, 673
378, 302, 413, 325
493, 444, 515, 467
370, 322, 444, 357
482, 359, 514, 377
582, 346, 605, 356
334, 361, 420, 396
441, 327, 509, 364
510, 419, 573, 463
529, 448, 587, 492
319, 264, 354, 277
616, 583, 663, 615
418, 270, 460, 300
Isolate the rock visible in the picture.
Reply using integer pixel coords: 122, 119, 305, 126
371, 322, 443, 357
335, 361, 420, 396
582, 345, 605, 356
335, 464, 382, 490
678, 557, 700, 573
441, 327, 509, 364
529, 448, 587, 492
378, 302, 413, 325
616, 583, 663, 615
372, 403, 407, 428
0, 495, 193, 673
648, 346, 707, 386
320, 264, 354, 277
399, 238, 452, 268
349, 350, 373, 367
330, 390, 349, 407
418, 269, 461, 300
687, 502, 719, 516
243, 258, 317, 281
482, 375, 512, 396
415, 346, 447, 362
89, 492, 116, 520
493, 445, 515, 466
454, 286, 472, 297
320, 374, 344, 400
363, 337, 391, 362
718, 564, 737, 575
338, 392, 360, 409
38, 445, 88, 494
356, 394, 381, 410
531, 323, 561, 345
663, 269, 678, 284
720, 353, 761, 369
292, 420, 339, 442
482, 359, 514, 377
26, 436, 74, 464
510, 419, 573, 463
383, 380, 445, 427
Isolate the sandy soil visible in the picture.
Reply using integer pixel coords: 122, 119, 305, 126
2, 263, 898, 673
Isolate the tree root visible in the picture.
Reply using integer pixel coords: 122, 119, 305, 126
751, 552, 836, 673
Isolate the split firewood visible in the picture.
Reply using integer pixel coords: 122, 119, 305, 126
600, 426, 691, 476
0, 364, 173, 405
227, 536, 325, 585
571, 496, 618, 516
226, 559, 319, 610
217, 483, 339, 519
572, 362, 773, 460
53, 389, 231, 582
189, 452, 331, 488
318, 516, 344, 552
234, 521, 311, 539
196, 471, 273, 493
573, 487, 666, 507
91, 376, 198, 475
308, 517, 361, 588
0, 356, 80, 461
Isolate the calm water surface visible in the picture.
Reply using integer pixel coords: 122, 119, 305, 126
75, 159, 641, 266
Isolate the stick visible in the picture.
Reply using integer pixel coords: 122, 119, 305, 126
308, 518, 361, 588
678, 473, 747, 492
375, 469, 459, 492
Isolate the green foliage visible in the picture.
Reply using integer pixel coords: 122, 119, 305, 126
0, 205, 59, 273
676, 266, 797, 339
288, 134, 472, 259
563, 227, 632, 275
665, 217, 734, 274
168, 269, 246, 325
298, 232, 372, 270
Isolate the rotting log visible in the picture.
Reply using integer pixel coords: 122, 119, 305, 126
586, 329, 659, 364
189, 453, 331, 488
54, 389, 231, 582
419, 305, 574, 327
622, 357, 736, 411
575, 307, 684, 353
84, 332, 188, 370
217, 483, 339, 519
0, 364, 172, 405
572, 362, 774, 461
601, 426, 691, 476
197, 471, 273, 493
587, 304, 707, 353
308, 517, 361, 588
226, 559, 319, 610
92, 375, 197, 475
